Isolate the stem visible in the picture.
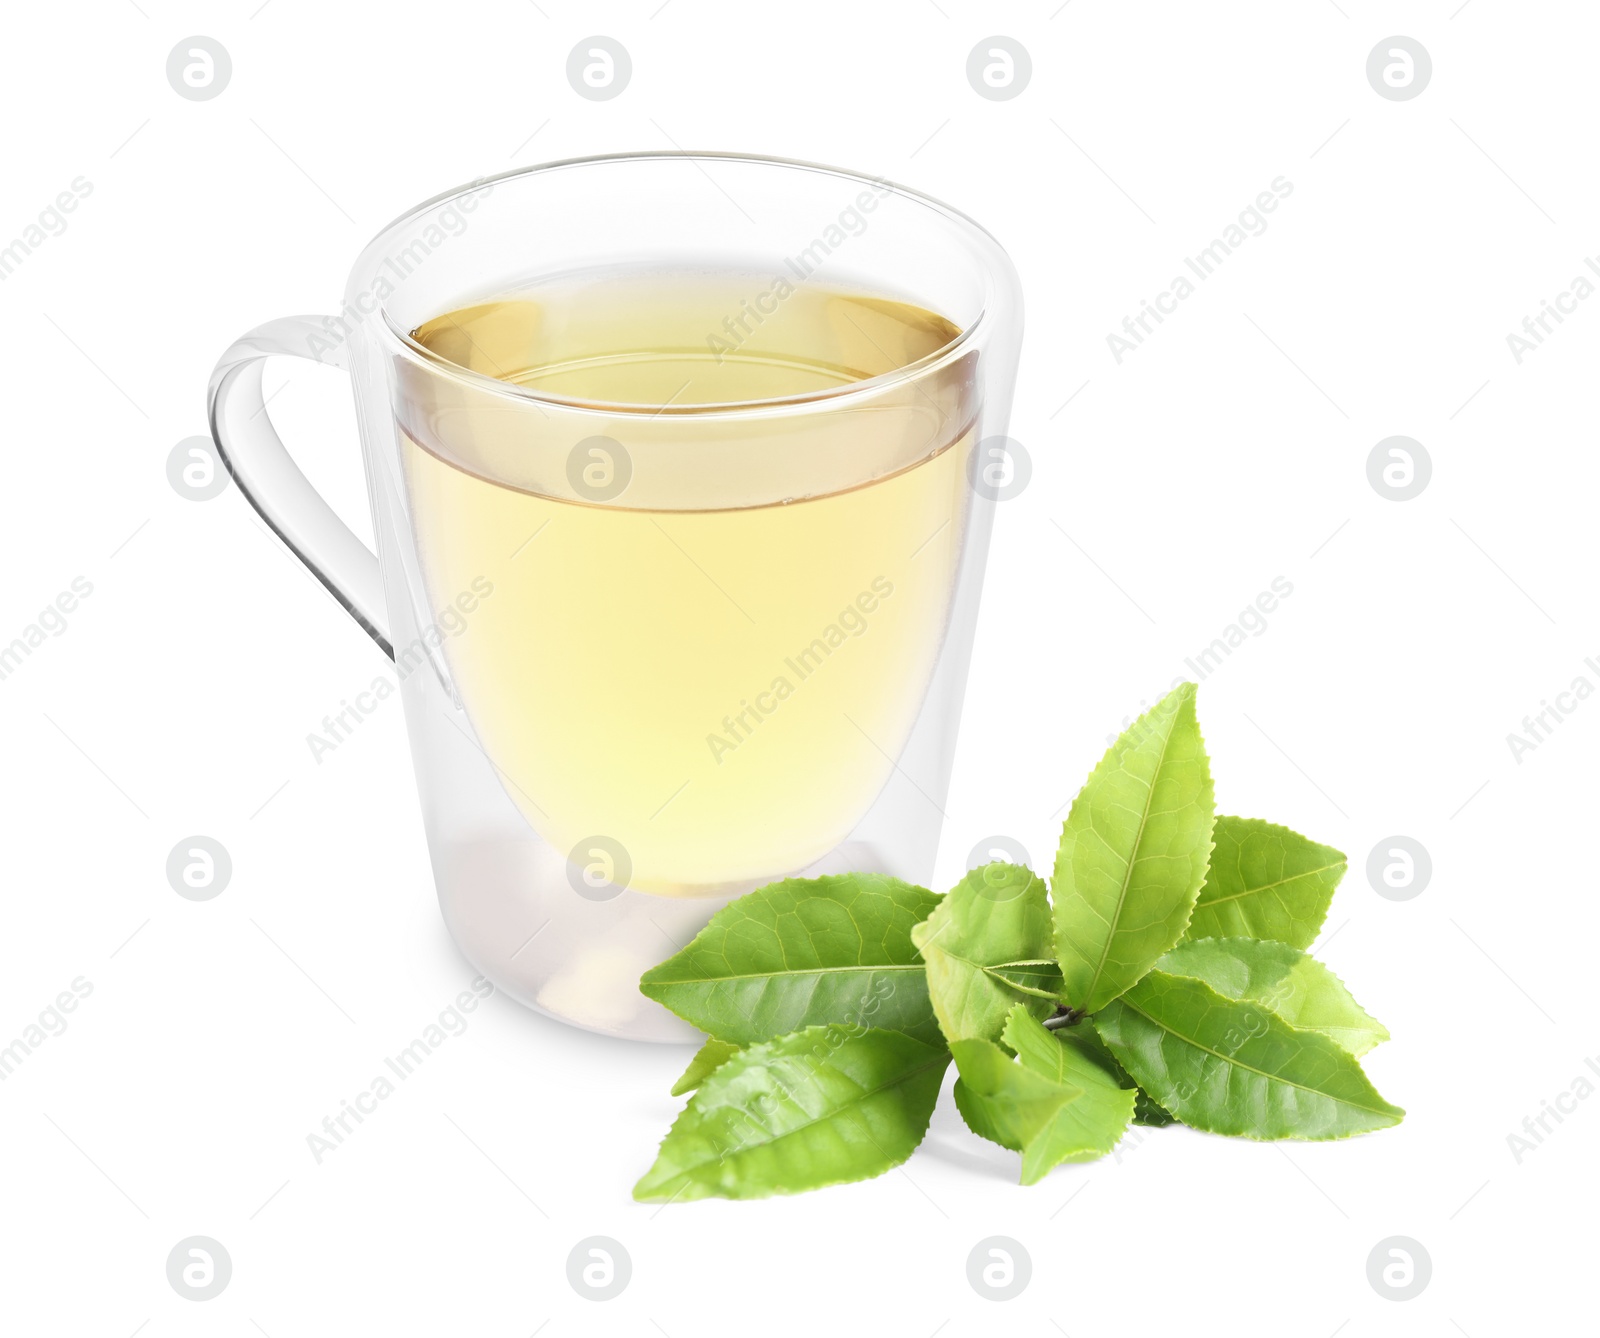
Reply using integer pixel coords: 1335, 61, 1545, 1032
1043, 1005, 1085, 1030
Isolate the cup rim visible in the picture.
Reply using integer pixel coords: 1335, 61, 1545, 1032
354, 150, 1013, 419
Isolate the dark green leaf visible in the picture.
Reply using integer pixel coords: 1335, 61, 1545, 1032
1096, 971, 1404, 1140
1134, 1091, 1178, 1127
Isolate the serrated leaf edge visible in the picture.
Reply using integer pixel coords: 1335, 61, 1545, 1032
1154, 936, 1391, 1054
1105, 986, 1405, 1141
1057, 683, 1216, 1011
985, 960, 1067, 1001
633, 1026, 950, 1201
1189, 815, 1347, 947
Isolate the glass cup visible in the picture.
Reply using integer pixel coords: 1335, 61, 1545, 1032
207, 153, 1022, 1041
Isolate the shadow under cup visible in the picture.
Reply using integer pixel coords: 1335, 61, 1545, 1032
224, 154, 1021, 1041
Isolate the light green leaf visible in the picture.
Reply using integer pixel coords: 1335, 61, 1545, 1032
1184, 816, 1346, 949
951, 1039, 1076, 1160
670, 1039, 740, 1096
986, 960, 1066, 1000
639, 873, 943, 1046
633, 1026, 948, 1201
1096, 971, 1404, 1140
1157, 937, 1389, 1057
1055, 1019, 1180, 1128
1004, 1009, 1105, 1082
1002, 1008, 1136, 1179
910, 863, 1055, 1044
1052, 682, 1216, 1015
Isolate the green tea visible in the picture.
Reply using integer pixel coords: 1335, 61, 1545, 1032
402, 272, 973, 893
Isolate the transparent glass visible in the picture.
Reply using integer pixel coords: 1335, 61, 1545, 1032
207, 153, 1022, 1041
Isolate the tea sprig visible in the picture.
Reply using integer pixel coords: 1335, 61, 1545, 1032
634, 683, 1401, 1200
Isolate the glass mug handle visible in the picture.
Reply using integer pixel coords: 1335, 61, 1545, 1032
207, 315, 393, 659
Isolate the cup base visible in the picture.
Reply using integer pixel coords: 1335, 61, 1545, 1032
432, 834, 902, 1042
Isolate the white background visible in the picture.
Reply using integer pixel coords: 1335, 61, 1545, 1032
1, 1, 1594, 1333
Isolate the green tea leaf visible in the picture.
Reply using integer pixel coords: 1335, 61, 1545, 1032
1096, 971, 1404, 1140
1002, 1008, 1136, 1179
639, 873, 943, 1046
633, 1026, 948, 1201
1056, 1018, 1180, 1128
670, 1039, 740, 1096
951, 1008, 1137, 1182
1052, 682, 1216, 1014
1134, 1090, 1178, 1127
951, 1039, 1077, 1158
1157, 937, 1389, 1057
1184, 817, 1346, 949
1005, 1010, 1104, 1082
910, 863, 1055, 1044
986, 960, 1066, 1000
1050, 1016, 1124, 1076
